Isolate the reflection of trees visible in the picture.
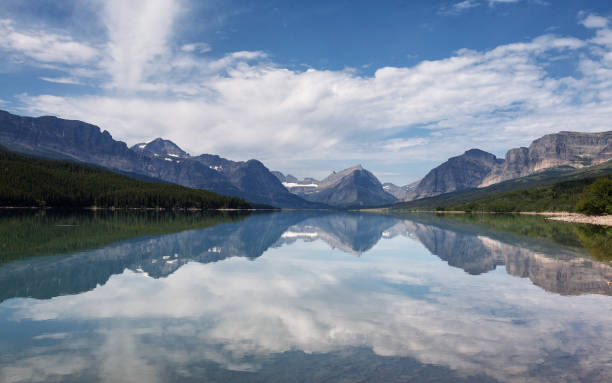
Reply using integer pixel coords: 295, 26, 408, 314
576, 225, 612, 261
0, 210, 248, 264
395, 213, 612, 295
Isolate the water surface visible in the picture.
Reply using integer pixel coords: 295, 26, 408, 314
1, 211, 611, 382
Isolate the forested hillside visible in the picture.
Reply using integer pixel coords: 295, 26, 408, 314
442, 176, 611, 214
0, 147, 251, 209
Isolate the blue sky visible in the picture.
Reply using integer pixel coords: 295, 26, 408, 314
1, 0, 612, 184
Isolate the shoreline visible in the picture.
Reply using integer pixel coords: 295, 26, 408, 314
520, 212, 612, 226
2, 206, 610, 226
381, 209, 612, 227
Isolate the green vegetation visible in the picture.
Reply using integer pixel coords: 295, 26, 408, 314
392, 160, 612, 212
0, 147, 250, 209
428, 212, 584, 248
0, 210, 249, 263
576, 177, 612, 215
442, 176, 610, 213
575, 225, 612, 261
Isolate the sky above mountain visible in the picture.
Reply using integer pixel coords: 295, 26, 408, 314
1, 0, 611, 184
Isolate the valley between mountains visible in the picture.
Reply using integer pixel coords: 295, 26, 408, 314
0, 109, 610, 211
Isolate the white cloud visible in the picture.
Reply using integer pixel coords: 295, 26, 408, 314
439, 1, 480, 16
382, 138, 428, 151
0, 19, 98, 65
100, 0, 181, 90
581, 14, 609, 29
39, 77, 83, 85
20, 29, 607, 172
181, 42, 211, 53
488, 0, 521, 5
454, 0, 479, 10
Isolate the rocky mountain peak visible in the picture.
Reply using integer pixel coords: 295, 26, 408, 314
286, 165, 396, 208
321, 164, 366, 188
463, 148, 497, 159
131, 138, 189, 159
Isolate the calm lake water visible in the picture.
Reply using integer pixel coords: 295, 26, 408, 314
0, 211, 611, 383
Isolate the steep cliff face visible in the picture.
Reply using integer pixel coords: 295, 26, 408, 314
481, 131, 612, 186
410, 149, 503, 200
0, 110, 147, 172
410, 131, 612, 199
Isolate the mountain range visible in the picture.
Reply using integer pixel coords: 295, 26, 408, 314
1, 109, 610, 209
0, 110, 318, 208
273, 165, 397, 208
406, 131, 612, 201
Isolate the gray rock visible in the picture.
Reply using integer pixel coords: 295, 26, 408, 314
131, 138, 190, 158
410, 149, 503, 200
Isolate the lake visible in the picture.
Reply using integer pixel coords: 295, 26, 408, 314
0, 210, 611, 382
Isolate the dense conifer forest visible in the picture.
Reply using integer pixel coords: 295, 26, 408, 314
0, 147, 251, 209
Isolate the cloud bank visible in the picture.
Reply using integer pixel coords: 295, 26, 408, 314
1, 2, 611, 182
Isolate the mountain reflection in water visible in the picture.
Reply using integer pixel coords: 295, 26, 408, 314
0, 211, 611, 383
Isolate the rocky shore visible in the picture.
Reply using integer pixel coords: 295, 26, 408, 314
522, 212, 612, 226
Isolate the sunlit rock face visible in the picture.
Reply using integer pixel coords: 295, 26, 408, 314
480, 131, 612, 186
407, 131, 612, 199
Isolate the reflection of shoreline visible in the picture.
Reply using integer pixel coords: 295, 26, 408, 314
1, 212, 611, 302
388, 214, 612, 296
535, 212, 612, 226
381, 210, 612, 227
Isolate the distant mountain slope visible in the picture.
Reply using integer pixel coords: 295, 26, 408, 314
291, 165, 397, 208
382, 181, 419, 201
0, 146, 250, 209
392, 159, 612, 211
409, 149, 504, 200
272, 171, 320, 196
0, 110, 318, 208
409, 131, 612, 200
